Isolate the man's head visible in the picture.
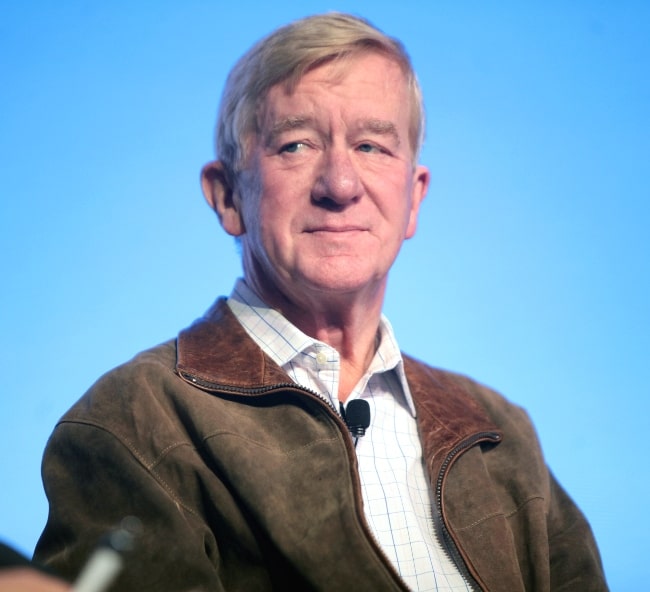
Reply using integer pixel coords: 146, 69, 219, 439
202, 13, 429, 316
215, 12, 425, 188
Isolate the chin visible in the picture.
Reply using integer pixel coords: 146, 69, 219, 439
300, 269, 383, 296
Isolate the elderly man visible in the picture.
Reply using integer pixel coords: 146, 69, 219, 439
34, 13, 607, 592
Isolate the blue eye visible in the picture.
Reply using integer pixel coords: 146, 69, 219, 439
358, 143, 378, 153
280, 142, 303, 153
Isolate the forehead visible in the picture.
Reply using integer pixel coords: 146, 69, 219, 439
258, 52, 410, 125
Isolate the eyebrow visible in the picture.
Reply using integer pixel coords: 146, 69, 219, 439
360, 118, 400, 145
264, 115, 400, 146
265, 116, 314, 144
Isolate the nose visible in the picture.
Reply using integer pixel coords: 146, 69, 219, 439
311, 146, 363, 209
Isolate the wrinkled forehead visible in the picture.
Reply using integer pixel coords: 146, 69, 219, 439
255, 52, 410, 130
271, 49, 409, 105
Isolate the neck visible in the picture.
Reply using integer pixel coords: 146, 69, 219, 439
247, 276, 386, 402
291, 299, 383, 403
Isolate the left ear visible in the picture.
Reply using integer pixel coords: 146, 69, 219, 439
405, 165, 430, 239
200, 160, 245, 236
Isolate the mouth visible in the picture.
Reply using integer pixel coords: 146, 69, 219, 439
304, 225, 367, 234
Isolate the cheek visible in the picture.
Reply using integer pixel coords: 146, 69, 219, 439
256, 173, 303, 230
378, 173, 415, 223
249, 193, 291, 254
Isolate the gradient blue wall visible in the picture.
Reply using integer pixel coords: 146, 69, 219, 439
1, 2, 648, 589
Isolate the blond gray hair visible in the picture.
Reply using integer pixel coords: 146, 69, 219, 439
215, 12, 425, 185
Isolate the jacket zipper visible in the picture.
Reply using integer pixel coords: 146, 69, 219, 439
434, 431, 502, 592
178, 371, 410, 590
179, 372, 341, 415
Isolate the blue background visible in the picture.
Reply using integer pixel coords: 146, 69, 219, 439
1, 2, 648, 589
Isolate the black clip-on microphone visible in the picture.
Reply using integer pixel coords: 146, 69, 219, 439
340, 399, 371, 447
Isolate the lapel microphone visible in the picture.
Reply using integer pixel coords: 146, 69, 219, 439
340, 399, 371, 446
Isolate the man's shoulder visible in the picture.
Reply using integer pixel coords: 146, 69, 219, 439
60, 338, 180, 423
97, 338, 178, 387
402, 353, 532, 430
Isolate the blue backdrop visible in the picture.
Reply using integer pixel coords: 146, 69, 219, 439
1, 2, 648, 589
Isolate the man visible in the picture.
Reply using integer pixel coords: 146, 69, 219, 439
34, 13, 607, 591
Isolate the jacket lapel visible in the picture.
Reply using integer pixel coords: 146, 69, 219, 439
176, 298, 291, 388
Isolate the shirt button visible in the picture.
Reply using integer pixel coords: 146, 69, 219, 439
316, 352, 328, 365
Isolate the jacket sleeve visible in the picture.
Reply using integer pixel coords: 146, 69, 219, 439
546, 472, 608, 591
34, 420, 225, 592
444, 371, 609, 591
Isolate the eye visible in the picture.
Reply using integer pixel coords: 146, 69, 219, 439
357, 143, 383, 154
279, 141, 306, 154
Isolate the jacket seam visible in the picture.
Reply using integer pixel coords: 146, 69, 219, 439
554, 576, 589, 591
58, 419, 202, 519
202, 430, 340, 457
547, 511, 583, 543
456, 495, 545, 531
149, 441, 194, 469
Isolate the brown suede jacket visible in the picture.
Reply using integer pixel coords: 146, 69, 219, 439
34, 299, 607, 591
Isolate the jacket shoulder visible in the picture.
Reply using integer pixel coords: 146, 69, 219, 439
402, 354, 537, 442
60, 339, 180, 425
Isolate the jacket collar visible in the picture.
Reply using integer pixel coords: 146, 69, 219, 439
176, 297, 291, 389
177, 298, 500, 448
404, 355, 502, 476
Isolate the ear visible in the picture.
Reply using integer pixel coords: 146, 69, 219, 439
200, 161, 245, 236
405, 164, 430, 239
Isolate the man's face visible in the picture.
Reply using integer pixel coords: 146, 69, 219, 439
234, 52, 429, 310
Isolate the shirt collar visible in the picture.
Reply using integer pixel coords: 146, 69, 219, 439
227, 278, 416, 416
